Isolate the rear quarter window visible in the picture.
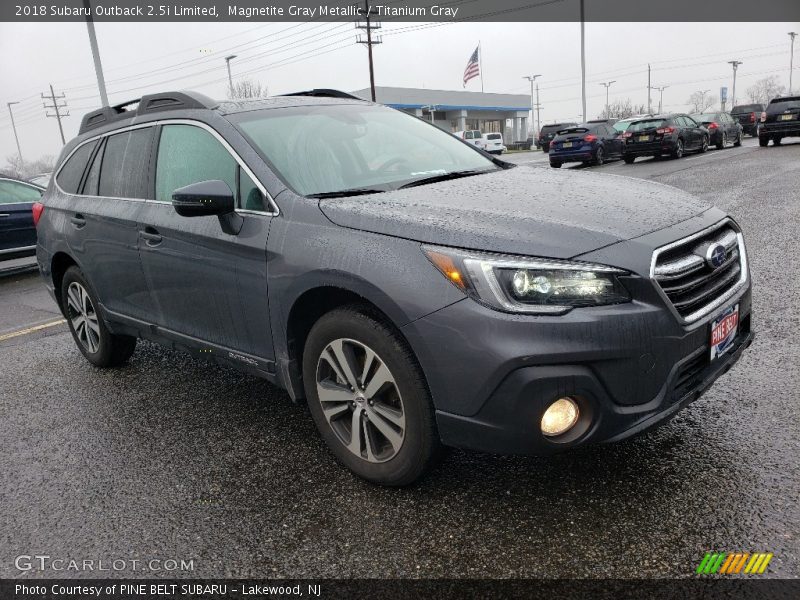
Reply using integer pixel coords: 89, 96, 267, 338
56, 141, 97, 194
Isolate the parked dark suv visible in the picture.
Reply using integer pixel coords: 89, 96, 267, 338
623, 114, 709, 163
758, 96, 800, 146
730, 103, 764, 137
35, 90, 754, 485
539, 122, 578, 152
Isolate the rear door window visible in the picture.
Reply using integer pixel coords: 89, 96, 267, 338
98, 128, 154, 199
56, 141, 97, 194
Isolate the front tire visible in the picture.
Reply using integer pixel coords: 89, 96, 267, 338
733, 132, 742, 147
700, 135, 709, 153
302, 307, 440, 486
61, 266, 136, 368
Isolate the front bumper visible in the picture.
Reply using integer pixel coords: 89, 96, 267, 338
401, 271, 753, 455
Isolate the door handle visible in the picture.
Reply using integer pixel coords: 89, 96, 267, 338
140, 227, 162, 245
70, 214, 86, 227
0, 214, 9, 218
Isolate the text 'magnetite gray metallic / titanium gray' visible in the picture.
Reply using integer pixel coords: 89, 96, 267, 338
34, 90, 753, 485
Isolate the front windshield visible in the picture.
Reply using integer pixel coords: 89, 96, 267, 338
231, 103, 498, 196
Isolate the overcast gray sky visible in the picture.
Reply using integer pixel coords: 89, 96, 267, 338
0, 20, 797, 162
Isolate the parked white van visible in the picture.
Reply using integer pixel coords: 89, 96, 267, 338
454, 130, 485, 149
482, 132, 506, 155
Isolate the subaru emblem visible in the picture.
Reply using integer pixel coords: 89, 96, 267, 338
706, 243, 727, 269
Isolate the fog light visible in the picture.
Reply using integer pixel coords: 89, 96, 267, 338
541, 397, 580, 437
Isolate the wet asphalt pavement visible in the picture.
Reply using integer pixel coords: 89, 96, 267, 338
1, 138, 798, 579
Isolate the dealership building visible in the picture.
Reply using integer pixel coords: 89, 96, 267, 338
352, 86, 533, 142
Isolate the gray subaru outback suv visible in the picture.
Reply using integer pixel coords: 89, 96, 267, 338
34, 90, 753, 485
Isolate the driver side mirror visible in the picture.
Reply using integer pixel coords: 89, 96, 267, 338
172, 180, 235, 217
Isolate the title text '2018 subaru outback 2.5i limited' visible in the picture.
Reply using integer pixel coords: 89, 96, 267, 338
34, 90, 753, 485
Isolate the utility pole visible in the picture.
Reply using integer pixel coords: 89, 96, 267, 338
6, 102, 23, 167
647, 64, 652, 114
650, 85, 668, 113
599, 81, 615, 116
357, 1, 382, 102
579, 0, 586, 122
728, 60, 743, 108
696, 89, 710, 112
523, 74, 541, 137
83, 0, 108, 106
225, 55, 237, 97
790, 32, 797, 93
42, 85, 68, 146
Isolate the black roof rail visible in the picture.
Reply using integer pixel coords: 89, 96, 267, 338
78, 91, 219, 135
280, 89, 365, 101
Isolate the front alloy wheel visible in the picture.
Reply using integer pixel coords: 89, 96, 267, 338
316, 338, 405, 463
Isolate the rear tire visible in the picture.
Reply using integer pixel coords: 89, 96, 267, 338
623, 155, 636, 164
671, 139, 685, 159
61, 266, 136, 368
302, 306, 441, 486
594, 147, 605, 166
716, 133, 726, 150
773, 137, 782, 146
759, 136, 769, 147
549, 161, 562, 168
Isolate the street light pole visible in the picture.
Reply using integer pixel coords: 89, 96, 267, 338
7, 102, 23, 168
523, 74, 541, 137
653, 85, 668, 113
790, 32, 797, 93
83, 0, 109, 107
599, 81, 615, 116
579, 0, 586, 122
225, 55, 237, 97
696, 89, 710, 112
728, 60, 743, 108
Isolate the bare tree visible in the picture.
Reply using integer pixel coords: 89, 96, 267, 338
745, 76, 787, 105
227, 79, 268, 100
3, 154, 56, 179
687, 91, 715, 113
597, 98, 648, 120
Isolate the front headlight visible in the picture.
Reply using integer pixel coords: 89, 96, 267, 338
423, 245, 631, 314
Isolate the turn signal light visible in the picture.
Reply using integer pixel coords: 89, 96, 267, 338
32, 202, 44, 227
707, 122, 719, 130
760, 111, 767, 122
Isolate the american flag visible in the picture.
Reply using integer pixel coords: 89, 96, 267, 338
463, 45, 480, 87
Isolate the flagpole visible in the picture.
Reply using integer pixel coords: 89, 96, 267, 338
479, 40, 484, 92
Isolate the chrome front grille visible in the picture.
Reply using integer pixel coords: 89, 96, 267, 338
652, 221, 747, 322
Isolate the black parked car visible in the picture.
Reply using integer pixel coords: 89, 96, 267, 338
539, 122, 578, 152
35, 90, 753, 485
758, 96, 800, 146
730, 103, 764, 137
623, 114, 709, 163
548, 123, 624, 168
0, 176, 44, 261
690, 112, 743, 149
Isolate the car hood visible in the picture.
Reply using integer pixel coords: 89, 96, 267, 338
318, 165, 709, 259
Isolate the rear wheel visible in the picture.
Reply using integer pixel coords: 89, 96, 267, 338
302, 307, 441, 486
623, 154, 636, 164
716, 133, 726, 150
61, 266, 136, 368
549, 161, 562, 168
671, 139, 685, 159
774, 136, 782, 146
594, 147, 605, 166
759, 136, 769, 147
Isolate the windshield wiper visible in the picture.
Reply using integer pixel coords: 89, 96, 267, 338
306, 188, 386, 199
398, 169, 492, 190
